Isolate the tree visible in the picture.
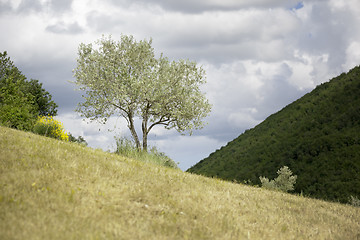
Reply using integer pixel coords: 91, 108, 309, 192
259, 166, 297, 192
0, 51, 36, 130
73, 35, 211, 151
0, 51, 58, 130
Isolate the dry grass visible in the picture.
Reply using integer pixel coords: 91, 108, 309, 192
1, 126, 359, 239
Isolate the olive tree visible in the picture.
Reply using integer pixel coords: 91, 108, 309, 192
73, 35, 211, 151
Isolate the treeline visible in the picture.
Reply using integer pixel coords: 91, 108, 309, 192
188, 65, 360, 203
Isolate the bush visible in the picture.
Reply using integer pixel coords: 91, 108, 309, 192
260, 166, 297, 192
114, 136, 179, 169
349, 195, 360, 207
68, 133, 88, 146
33, 116, 69, 141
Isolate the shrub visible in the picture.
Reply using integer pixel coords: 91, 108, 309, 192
33, 116, 69, 141
114, 136, 179, 169
260, 166, 297, 192
349, 195, 360, 207
68, 133, 88, 146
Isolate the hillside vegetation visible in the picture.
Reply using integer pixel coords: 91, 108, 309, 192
1, 126, 360, 239
188, 65, 360, 203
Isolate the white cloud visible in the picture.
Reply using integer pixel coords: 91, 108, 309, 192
57, 112, 129, 151
343, 42, 360, 70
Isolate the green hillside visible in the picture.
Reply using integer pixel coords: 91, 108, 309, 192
188, 65, 360, 203
1, 126, 360, 239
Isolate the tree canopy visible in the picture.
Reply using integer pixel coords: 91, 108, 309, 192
73, 35, 211, 151
0, 51, 58, 130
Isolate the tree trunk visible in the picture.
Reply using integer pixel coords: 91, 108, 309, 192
142, 130, 148, 152
142, 114, 148, 152
128, 114, 141, 151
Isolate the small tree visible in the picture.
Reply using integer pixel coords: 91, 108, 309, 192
260, 166, 297, 192
73, 35, 211, 151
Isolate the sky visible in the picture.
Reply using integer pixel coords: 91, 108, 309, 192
1, 0, 360, 170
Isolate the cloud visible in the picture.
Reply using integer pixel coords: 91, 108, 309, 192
199, 60, 308, 141
343, 42, 360, 70
17, 0, 43, 13
46, 21, 84, 34
116, 0, 300, 13
294, 1, 360, 74
83, 6, 301, 65
48, 0, 74, 14
58, 112, 129, 151
0, 0, 13, 13
6, 0, 74, 14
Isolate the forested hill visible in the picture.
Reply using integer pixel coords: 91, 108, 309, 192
187, 65, 360, 203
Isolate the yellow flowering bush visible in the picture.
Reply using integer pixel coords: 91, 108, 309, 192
33, 116, 69, 141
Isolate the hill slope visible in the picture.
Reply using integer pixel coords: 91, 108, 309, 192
188, 65, 360, 203
1, 126, 359, 239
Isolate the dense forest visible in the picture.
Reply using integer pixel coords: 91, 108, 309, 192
188, 65, 360, 203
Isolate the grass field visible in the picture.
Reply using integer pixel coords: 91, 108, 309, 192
1, 126, 359, 239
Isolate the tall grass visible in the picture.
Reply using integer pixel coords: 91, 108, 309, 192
0, 126, 359, 239
114, 136, 179, 169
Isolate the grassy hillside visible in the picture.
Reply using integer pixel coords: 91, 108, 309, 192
188, 65, 360, 203
0, 127, 360, 239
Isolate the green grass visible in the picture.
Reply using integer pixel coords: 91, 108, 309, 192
1, 126, 359, 239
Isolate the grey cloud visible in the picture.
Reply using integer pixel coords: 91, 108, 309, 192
15, 0, 73, 15
0, 1, 13, 13
16, 56, 80, 114
17, 0, 43, 13
295, 2, 358, 74
96, 8, 298, 64
86, 11, 125, 33
49, 0, 73, 13
115, 0, 300, 13
254, 63, 308, 120
46, 22, 84, 34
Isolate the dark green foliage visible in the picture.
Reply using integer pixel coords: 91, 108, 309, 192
188, 65, 360, 203
0, 76, 36, 130
0, 51, 57, 130
68, 133, 88, 146
23, 79, 58, 116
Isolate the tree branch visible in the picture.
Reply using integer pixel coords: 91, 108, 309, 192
147, 115, 172, 132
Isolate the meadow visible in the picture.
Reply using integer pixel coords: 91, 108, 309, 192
1, 126, 359, 239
